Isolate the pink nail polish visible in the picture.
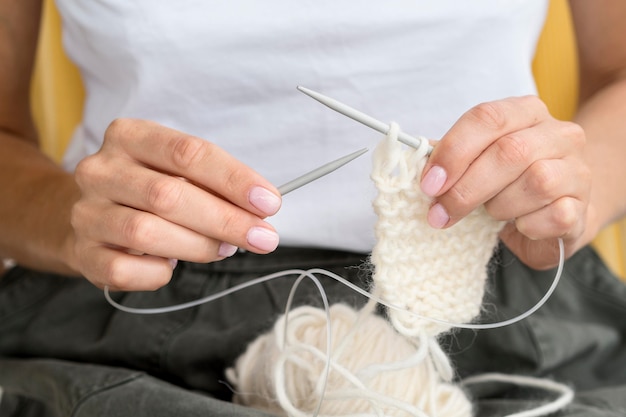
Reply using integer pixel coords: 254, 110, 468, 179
421, 166, 447, 197
247, 227, 279, 252
218, 242, 238, 258
427, 203, 449, 229
169, 258, 179, 269
249, 187, 281, 216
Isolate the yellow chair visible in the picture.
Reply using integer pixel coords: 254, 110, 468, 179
30, 0, 626, 279
30, 0, 84, 163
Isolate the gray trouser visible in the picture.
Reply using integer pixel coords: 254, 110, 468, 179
1, 246, 626, 416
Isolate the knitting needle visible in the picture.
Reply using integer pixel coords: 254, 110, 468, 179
277, 147, 369, 195
297, 86, 433, 155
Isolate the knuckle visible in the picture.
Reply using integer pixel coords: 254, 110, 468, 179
106, 274, 130, 291
222, 166, 247, 196
145, 176, 185, 214
494, 133, 530, 167
103, 258, 131, 290
527, 160, 560, 198
550, 199, 579, 232
218, 209, 244, 237
446, 183, 476, 215
121, 213, 156, 249
483, 201, 505, 221
105, 118, 135, 142
169, 135, 211, 171
562, 121, 586, 147
74, 154, 102, 187
467, 101, 507, 131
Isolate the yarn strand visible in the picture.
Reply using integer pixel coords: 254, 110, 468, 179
462, 373, 574, 417
280, 272, 333, 417
103, 239, 564, 332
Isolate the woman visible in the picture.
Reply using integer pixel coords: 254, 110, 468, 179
1, 1, 625, 415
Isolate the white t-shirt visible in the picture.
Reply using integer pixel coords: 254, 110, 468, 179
55, 0, 548, 253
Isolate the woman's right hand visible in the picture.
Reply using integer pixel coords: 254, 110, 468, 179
70, 118, 282, 291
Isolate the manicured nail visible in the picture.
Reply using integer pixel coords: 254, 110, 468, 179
427, 203, 449, 229
421, 165, 447, 197
218, 242, 238, 258
247, 227, 279, 252
249, 186, 281, 216
169, 258, 178, 269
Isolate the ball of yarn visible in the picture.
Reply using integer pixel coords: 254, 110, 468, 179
226, 304, 473, 417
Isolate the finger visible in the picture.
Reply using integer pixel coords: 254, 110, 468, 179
102, 118, 282, 217
498, 223, 564, 270
76, 157, 280, 253
512, 196, 587, 241
421, 96, 549, 197
81, 246, 175, 291
80, 202, 239, 263
428, 119, 585, 227
485, 157, 591, 221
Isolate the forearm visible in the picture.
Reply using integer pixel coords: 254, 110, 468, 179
0, 131, 80, 275
574, 76, 626, 238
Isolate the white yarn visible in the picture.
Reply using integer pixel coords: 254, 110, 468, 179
226, 303, 473, 417
225, 124, 497, 417
462, 373, 574, 417
370, 123, 505, 337
225, 123, 572, 417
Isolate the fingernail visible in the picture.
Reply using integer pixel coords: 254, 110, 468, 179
169, 258, 178, 269
249, 186, 281, 216
421, 165, 447, 197
427, 203, 449, 229
218, 242, 238, 258
247, 227, 279, 252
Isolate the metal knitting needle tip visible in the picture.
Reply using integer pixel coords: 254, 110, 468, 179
277, 147, 369, 196
297, 86, 433, 155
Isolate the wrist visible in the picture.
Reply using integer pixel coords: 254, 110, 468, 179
57, 176, 82, 276
30, 171, 83, 276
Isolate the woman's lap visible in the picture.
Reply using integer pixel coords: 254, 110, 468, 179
1, 245, 626, 416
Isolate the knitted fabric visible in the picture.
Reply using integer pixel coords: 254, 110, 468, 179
370, 123, 505, 337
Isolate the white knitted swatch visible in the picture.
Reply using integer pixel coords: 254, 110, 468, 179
370, 123, 505, 337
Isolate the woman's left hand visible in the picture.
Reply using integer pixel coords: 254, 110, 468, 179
420, 95, 592, 269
